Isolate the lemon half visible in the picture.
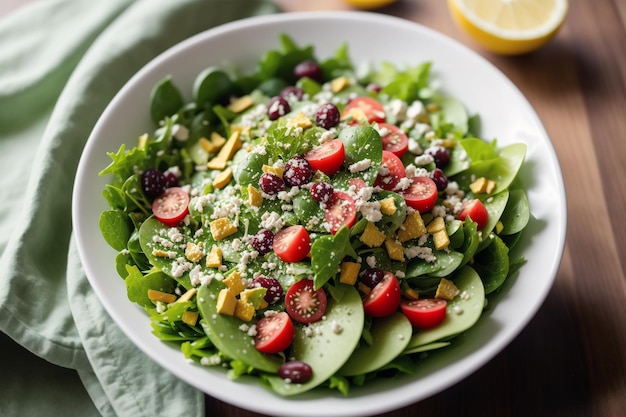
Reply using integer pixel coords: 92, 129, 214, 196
448, 0, 568, 55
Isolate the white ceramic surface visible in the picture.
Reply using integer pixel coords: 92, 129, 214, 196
72, 11, 567, 417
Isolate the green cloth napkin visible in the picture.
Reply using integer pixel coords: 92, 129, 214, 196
0, 1, 277, 416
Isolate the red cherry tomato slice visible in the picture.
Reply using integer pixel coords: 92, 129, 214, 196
458, 199, 489, 230
374, 150, 406, 191
324, 191, 357, 234
152, 187, 189, 227
254, 311, 295, 354
304, 139, 345, 176
400, 298, 447, 329
378, 123, 408, 158
342, 96, 386, 124
285, 279, 328, 324
362, 272, 401, 317
273, 225, 311, 263
401, 176, 439, 213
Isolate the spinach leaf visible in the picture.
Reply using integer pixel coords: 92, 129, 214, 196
150, 76, 184, 125
339, 125, 383, 184
125, 265, 177, 308
500, 189, 530, 235
311, 226, 358, 289
99, 209, 133, 251
474, 234, 510, 294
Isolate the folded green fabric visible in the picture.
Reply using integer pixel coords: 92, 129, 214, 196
0, 0, 277, 416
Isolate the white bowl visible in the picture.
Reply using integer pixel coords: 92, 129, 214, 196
73, 11, 567, 417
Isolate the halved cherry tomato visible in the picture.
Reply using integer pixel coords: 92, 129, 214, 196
401, 176, 438, 213
304, 139, 345, 176
458, 199, 489, 230
342, 96, 386, 124
374, 150, 406, 191
254, 311, 295, 354
285, 279, 328, 323
324, 191, 357, 234
273, 225, 311, 263
152, 187, 189, 227
400, 298, 447, 329
362, 272, 401, 317
378, 123, 408, 158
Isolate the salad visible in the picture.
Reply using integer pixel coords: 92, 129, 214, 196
99, 34, 530, 396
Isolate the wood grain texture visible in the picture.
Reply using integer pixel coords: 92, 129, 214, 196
207, 1, 626, 416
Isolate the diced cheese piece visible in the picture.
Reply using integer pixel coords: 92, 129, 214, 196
286, 112, 313, 129
427, 216, 446, 234
199, 137, 219, 154
152, 249, 171, 258
247, 185, 263, 207
485, 179, 497, 194
379, 197, 397, 215
227, 95, 254, 113
341, 107, 367, 124
206, 130, 242, 170
262, 164, 284, 177
234, 299, 255, 322
177, 288, 197, 303
433, 229, 450, 250
339, 261, 361, 285
435, 278, 460, 300
185, 242, 204, 263
360, 222, 387, 248
358, 282, 371, 295
210, 131, 227, 148
206, 245, 223, 268
209, 217, 238, 241
182, 311, 199, 326
330, 76, 349, 93
404, 288, 420, 300
470, 177, 488, 194
385, 238, 405, 262
223, 271, 246, 295
216, 288, 237, 316
397, 211, 426, 243
212, 167, 233, 189
147, 289, 177, 304
441, 138, 456, 149
230, 124, 251, 138
495, 220, 504, 234
239, 287, 267, 309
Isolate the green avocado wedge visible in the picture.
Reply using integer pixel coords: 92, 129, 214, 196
266, 284, 364, 396
338, 312, 412, 376
196, 280, 282, 373
404, 266, 485, 351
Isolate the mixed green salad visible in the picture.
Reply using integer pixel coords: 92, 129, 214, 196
99, 34, 530, 396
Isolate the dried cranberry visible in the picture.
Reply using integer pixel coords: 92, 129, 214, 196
164, 171, 179, 188
278, 361, 313, 383
279, 86, 304, 101
429, 168, 448, 191
141, 169, 167, 198
259, 172, 285, 195
250, 229, 275, 255
309, 182, 334, 203
267, 96, 290, 120
294, 60, 322, 81
284, 156, 313, 187
251, 275, 284, 304
315, 103, 340, 129
425, 146, 450, 168
366, 83, 382, 93
360, 268, 385, 289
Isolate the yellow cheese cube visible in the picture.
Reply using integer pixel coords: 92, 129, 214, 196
185, 242, 204, 263
227, 95, 254, 113
485, 179, 497, 194
262, 164, 284, 177
495, 220, 504, 234
216, 288, 237, 316
234, 299, 255, 322
181, 311, 199, 326
209, 217, 238, 241
360, 222, 387, 248
206, 130, 242, 170
339, 261, 361, 285
435, 278, 460, 300
427, 216, 445, 234
330, 76, 349, 93
247, 185, 263, 207
199, 136, 220, 154
385, 238, 405, 262
470, 177, 488, 194
379, 197, 397, 215
223, 271, 246, 295
286, 112, 313, 129
433, 229, 450, 250
210, 131, 227, 148
397, 211, 426, 243
177, 288, 197, 303
212, 167, 233, 189
147, 289, 177, 304
358, 282, 371, 295
404, 288, 420, 300
206, 246, 223, 268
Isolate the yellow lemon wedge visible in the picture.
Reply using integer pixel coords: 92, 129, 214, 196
448, 0, 568, 55
343, 0, 397, 10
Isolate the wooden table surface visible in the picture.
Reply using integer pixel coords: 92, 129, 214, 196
210, 1, 626, 416
2, 1, 624, 416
